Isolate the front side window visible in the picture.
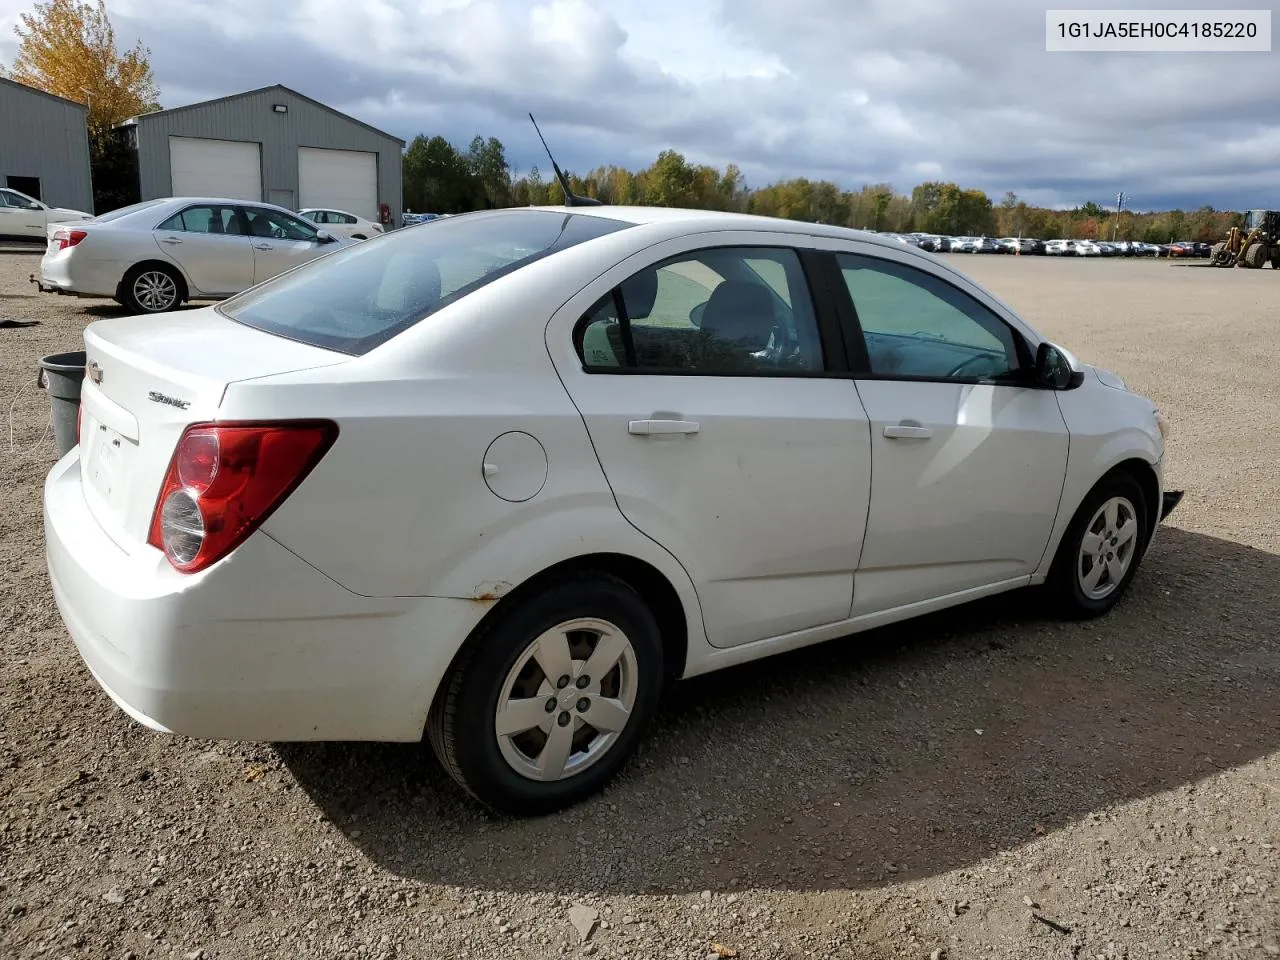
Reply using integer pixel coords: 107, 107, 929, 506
837, 253, 1022, 381
221, 209, 633, 355
575, 246, 824, 375
157, 205, 243, 235
243, 207, 319, 241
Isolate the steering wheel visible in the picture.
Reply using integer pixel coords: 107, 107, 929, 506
945, 353, 1001, 379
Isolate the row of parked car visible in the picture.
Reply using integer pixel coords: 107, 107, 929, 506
874, 232, 1212, 259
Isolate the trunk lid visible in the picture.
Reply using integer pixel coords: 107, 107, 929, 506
79, 306, 347, 553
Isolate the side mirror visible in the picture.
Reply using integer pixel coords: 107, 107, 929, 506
1035, 341, 1085, 390
315, 230, 337, 244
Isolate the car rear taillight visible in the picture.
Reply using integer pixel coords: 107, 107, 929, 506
52, 228, 88, 251
147, 420, 338, 573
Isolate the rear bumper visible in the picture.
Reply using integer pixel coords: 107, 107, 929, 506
34, 254, 125, 299
43, 452, 480, 742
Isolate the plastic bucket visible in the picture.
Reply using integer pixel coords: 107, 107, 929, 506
37, 350, 87, 458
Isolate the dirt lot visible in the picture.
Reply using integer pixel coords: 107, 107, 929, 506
1, 250, 1277, 960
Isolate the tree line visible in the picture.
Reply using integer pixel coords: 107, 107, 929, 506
407, 135, 1242, 243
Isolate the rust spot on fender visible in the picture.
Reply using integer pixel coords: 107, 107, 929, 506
470, 581, 514, 604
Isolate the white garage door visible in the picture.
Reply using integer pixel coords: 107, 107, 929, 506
169, 137, 262, 201
298, 147, 377, 220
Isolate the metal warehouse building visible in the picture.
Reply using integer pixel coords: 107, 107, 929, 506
0, 77, 93, 211
118, 84, 404, 224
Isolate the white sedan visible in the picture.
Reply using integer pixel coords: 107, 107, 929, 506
34, 196, 352, 313
0, 186, 92, 240
298, 207, 385, 240
44, 205, 1179, 814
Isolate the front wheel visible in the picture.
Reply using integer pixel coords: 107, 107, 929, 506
1243, 242, 1269, 269
1046, 473, 1149, 619
427, 574, 664, 814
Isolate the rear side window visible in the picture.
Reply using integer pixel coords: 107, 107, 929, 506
158, 205, 242, 235
574, 246, 825, 375
220, 210, 633, 355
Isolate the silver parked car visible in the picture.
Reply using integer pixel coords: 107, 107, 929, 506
34, 197, 353, 313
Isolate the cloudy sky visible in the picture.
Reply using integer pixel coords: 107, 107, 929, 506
2, 0, 1277, 211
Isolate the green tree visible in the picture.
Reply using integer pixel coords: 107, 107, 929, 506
467, 136, 511, 209
642, 150, 697, 207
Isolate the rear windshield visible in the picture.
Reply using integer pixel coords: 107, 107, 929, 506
219, 209, 633, 355
90, 198, 169, 223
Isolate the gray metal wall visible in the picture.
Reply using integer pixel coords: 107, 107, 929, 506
0, 78, 94, 212
130, 86, 402, 225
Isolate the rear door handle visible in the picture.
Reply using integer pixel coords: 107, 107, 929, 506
883, 424, 933, 439
160, 236, 183, 245
628, 419, 700, 436
253, 243, 273, 250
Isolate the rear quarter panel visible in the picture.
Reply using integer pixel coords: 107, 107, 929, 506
229, 251, 708, 668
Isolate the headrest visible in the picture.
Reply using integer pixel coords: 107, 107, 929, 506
619, 268, 658, 320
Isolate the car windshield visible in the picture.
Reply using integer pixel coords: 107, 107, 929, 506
220, 209, 634, 355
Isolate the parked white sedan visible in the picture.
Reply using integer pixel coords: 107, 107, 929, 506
34, 196, 351, 313
299, 207, 385, 240
0, 187, 92, 240
44, 205, 1179, 814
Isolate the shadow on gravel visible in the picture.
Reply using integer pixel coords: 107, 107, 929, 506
280, 526, 1280, 895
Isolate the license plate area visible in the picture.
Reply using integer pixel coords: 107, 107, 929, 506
83, 415, 135, 516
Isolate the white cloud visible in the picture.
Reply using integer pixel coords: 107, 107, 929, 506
0, 0, 1276, 209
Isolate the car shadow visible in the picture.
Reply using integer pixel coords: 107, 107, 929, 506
279, 526, 1280, 895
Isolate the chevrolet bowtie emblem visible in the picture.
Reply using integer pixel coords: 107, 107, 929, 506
86, 360, 103, 385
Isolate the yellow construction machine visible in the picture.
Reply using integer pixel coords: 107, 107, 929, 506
1212, 209, 1280, 268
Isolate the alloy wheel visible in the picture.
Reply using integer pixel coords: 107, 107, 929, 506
133, 271, 178, 311
494, 617, 639, 782
1077, 496, 1139, 601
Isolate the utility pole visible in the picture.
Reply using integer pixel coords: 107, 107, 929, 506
1113, 191, 1125, 241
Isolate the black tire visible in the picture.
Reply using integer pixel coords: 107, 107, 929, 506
427, 573, 664, 815
1046, 472, 1149, 620
1243, 242, 1269, 269
122, 263, 184, 313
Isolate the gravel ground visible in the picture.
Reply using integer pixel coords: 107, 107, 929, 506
1, 250, 1277, 960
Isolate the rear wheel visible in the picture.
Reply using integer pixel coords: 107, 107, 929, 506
1046, 473, 1149, 619
427, 574, 664, 814
122, 264, 183, 313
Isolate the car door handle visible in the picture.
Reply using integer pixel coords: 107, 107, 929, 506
160, 236, 183, 244
883, 424, 933, 439
628, 419, 700, 436
252, 243, 273, 250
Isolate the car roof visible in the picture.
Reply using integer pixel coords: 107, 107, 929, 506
521, 204, 938, 258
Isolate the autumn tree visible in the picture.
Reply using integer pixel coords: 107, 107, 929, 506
8, 0, 159, 137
